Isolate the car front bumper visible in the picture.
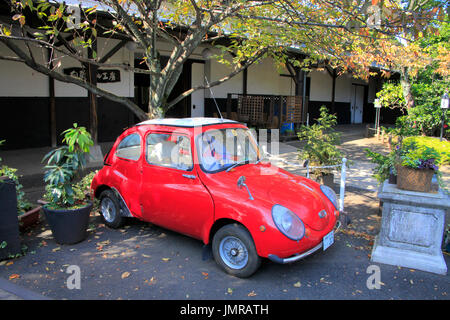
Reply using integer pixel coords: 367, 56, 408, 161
267, 220, 342, 264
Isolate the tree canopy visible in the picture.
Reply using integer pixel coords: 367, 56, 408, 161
0, 0, 447, 120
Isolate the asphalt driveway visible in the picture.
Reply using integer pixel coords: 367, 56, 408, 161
1, 192, 448, 300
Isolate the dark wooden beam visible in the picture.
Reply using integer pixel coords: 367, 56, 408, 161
99, 39, 128, 64
243, 68, 248, 95
86, 35, 98, 144
48, 48, 56, 147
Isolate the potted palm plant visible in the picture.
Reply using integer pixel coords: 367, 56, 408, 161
297, 106, 344, 187
42, 124, 94, 245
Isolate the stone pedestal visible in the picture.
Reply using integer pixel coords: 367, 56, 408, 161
371, 181, 449, 275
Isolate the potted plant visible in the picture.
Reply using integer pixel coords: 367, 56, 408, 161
0, 140, 22, 260
364, 148, 399, 185
42, 124, 94, 245
396, 139, 441, 193
297, 106, 344, 187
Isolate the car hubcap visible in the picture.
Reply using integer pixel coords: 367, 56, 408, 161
101, 198, 116, 222
219, 236, 248, 269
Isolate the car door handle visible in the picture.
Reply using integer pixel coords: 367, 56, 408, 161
182, 174, 196, 179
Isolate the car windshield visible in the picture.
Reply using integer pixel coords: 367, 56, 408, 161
197, 128, 260, 173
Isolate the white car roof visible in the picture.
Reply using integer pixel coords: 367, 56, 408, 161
137, 117, 240, 128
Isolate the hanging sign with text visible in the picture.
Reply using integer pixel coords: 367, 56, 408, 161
63, 68, 121, 83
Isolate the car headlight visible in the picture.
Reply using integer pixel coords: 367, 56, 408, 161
320, 185, 338, 210
272, 205, 305, 241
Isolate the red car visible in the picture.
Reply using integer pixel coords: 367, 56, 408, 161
91, 118, 341, 277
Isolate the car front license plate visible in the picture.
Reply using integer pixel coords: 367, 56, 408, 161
322, 231, 334, 251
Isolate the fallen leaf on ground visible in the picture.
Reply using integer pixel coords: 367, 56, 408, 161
162, 258, 170, 262
9, 274, 20, 280
121, 272, 131, 279
293, 281, 301, 288
247, 291, 257, 297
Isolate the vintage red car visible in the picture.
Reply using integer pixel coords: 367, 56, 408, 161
91, 118, 341, 277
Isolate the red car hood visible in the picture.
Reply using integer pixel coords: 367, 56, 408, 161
210, 163, 331, 231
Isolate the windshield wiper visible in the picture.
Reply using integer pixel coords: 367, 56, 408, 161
225, 159, 249, 172
225, 157, 262, 172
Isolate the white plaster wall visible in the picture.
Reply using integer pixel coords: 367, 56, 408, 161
309, 70, 332, 101
205, 56, 294, 99
54, 37, 134, 97
205, 56, 243, 99
309, 70, 370, 102
0, 37, 134, 98
0, 42, 49, 97
247, 59, 294, 96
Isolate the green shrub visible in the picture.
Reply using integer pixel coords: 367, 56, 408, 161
297, 106, 344, 176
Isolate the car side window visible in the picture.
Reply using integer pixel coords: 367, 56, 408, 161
115, 133, 141, 161
146, 133, 193, 171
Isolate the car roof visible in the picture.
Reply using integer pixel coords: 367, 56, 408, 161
136, 117, 240, 128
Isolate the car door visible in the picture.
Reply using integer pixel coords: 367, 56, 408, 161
110, 131, 143, 217
139, 130, 214, 240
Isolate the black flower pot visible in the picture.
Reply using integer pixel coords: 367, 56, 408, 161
43, 202, 92, 245
0, 177, 21, 260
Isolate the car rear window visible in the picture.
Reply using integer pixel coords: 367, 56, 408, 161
146, 133, 193, 171
115, 133, 141, 161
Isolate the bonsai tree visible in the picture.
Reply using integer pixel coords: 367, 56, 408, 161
297, 106, 344, 180
43, 124, 94, 209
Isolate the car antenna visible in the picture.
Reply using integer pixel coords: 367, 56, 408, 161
204, 76, 223, 121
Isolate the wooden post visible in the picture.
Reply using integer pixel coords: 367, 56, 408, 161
331, 69, 336, 114
87, 37, 98, 144
226, 93, 232, 119
48, 48, 57, 147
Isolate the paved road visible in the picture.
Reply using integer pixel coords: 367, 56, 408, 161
1, 125, 448, 301
0, 213, 448, 300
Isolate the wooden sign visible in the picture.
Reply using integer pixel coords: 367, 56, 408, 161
64, 68, 121, 83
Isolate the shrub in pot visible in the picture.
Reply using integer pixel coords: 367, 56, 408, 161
297, 106, 345, 187
0, 140, 28, 259
364, 148, 399, 185
396, 139, 442, 193
42, 124, 94, 245
0, 163, 41, 231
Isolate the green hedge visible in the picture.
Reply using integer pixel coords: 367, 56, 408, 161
403, 136, 450, 165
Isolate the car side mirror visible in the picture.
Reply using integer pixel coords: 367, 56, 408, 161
237, 176, 254, 200
237, 176, 246, 189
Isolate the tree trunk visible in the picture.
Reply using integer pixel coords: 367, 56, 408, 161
400, 66, 415, 110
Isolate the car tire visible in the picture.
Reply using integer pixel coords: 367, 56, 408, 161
212, 223, 261, 278
99, 190, 124, 229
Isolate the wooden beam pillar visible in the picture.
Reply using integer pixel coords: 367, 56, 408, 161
48, 48, 56, 147
226, 93, 232, 119
87, 37, 98, 144
331, 68, 336, 114
243, 68, 248, 95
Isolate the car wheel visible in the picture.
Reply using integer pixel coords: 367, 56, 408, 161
99, 190, 124, 228
212, 224, 261, 278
